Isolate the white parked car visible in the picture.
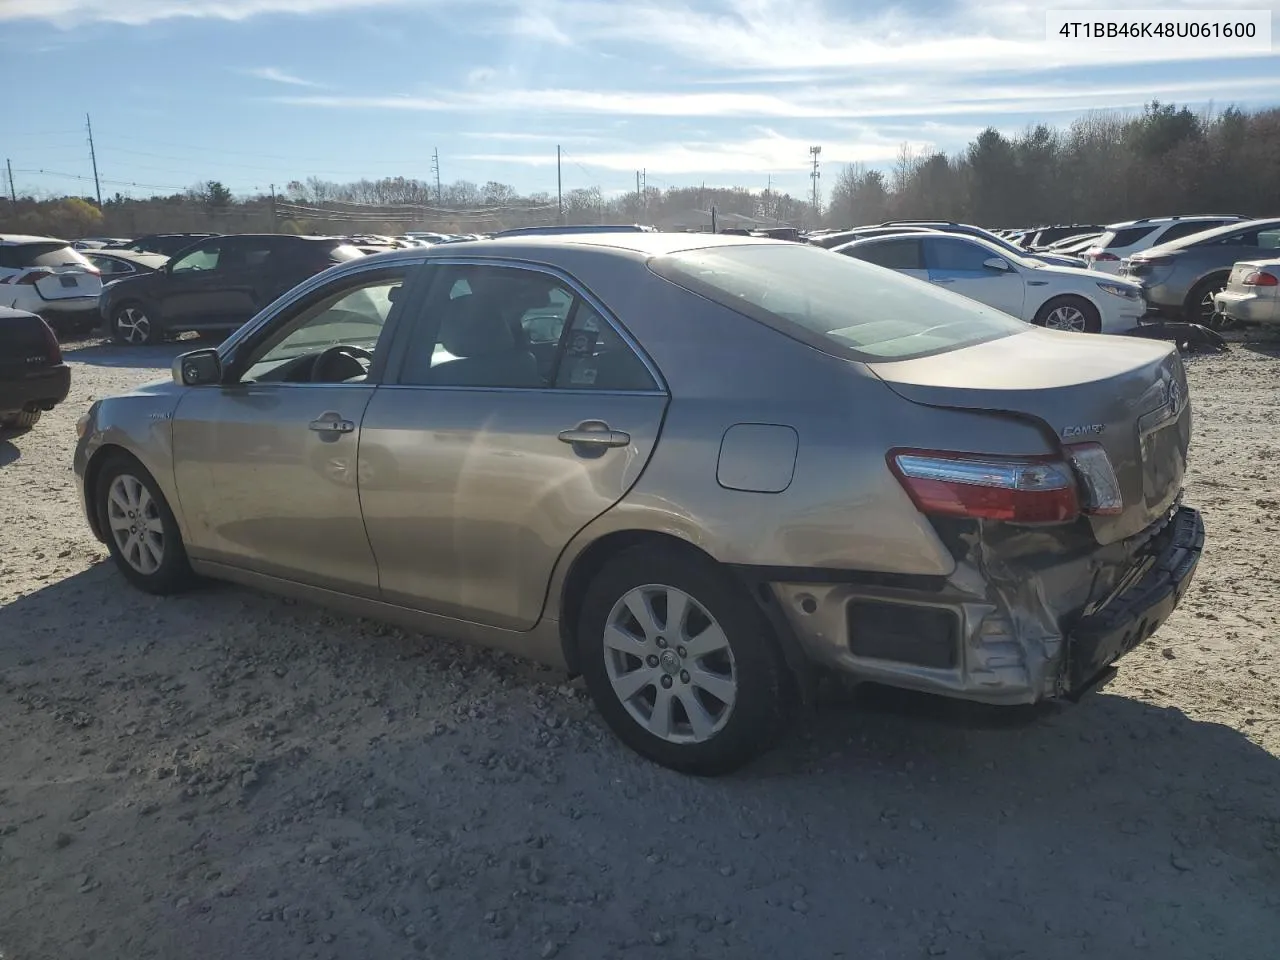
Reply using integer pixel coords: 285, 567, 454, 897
1213, 258, 1280, 327
1083, 216, 1248, 274
0, 235, 103, 335
834, 232, 1145, 334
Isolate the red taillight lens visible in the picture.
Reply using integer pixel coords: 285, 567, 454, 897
1090, 251, 1119, 262
39, 318, 62, 363
1243, 270, 1279, 287
889, 450, 1080, 524
15, 269, 54, 285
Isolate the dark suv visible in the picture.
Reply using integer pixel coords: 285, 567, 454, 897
105, 233, 220, 257
100, 234, 364, 344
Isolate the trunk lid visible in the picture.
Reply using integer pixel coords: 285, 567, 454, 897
0, 309, 58, 376
1226, 258, 1280, 294
867, 329, 1190, 545
32, 265, 102, 301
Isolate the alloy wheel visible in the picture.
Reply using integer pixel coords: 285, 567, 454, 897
602, 584, 738, 744
115, 307, 151, 344
106, 473, 165, 574
1043, 304, 1087, 332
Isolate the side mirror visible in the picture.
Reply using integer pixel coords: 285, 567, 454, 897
173, 348, 222, 386
983, 257, 1011, 272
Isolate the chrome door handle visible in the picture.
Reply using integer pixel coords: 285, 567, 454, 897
558, 420, 630, 448
309, 412, 355, 434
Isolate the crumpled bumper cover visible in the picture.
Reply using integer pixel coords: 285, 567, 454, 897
1065, 505, 1203, 696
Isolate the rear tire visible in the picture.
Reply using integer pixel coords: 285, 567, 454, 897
1032, 295, 1101, 334
96, 454, 195, 595
1, 410, 41, 432
576, 544, 787, 775
111, 303, 159, 345
1185, 275, 1229, 325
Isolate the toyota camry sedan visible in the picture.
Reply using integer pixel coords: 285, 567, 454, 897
74, 233, 1203, 774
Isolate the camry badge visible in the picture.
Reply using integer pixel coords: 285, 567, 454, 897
1061, 423, 1105, 439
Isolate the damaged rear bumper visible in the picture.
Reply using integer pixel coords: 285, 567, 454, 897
748, 505, 1204, 706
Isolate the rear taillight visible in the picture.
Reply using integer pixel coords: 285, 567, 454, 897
889, 450, 1080, 524
1065, 443, 1123, 515
14, 269, 54, 285
1090, 251, 1119, 262
39, 318, 62, 363
1243, 270, 1279, 287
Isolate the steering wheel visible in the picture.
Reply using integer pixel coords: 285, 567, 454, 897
310, 344, 374, 383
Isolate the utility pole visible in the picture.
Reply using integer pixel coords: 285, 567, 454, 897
6, 158, 15, 204
431, 148, 442, 205
635, 170, 641, 214
809, 145, 822, 220
269, 183, 278, 232
640, 168, 646, 221
86, 113, 102, 207
556, 145, 563, 224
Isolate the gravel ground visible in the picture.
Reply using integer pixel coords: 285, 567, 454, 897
1, 334, 1278, 960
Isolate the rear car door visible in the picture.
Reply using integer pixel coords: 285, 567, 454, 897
923, 236, 1026, 318
171, 263, 421, 595
842, 237, 927, 281
359, 260, 668, 630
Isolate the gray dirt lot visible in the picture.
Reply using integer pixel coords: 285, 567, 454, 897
1, 334, 1279, 960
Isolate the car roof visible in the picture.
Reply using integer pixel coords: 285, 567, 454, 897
0, 234, 67, 245
1104, 215, 1246, 229
1144, 216, 1280, 252
411, 231, 781, 260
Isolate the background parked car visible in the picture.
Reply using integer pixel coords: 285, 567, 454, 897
876, 221, 1087, 268
1083, 215, 1249, 274
836, 231, 1145, 333
1212, 258, 1280, 327
100, 234, 365, 344
0, 306, 70, 432
1021, 224, 1105, 250
0, 234, 104, 335
807, 225, 940, 249
104, 233, 220, 257
1119, 217, 1280, 322
84, 250, 170, 285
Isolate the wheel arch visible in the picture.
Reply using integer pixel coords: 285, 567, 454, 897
1183, 269, 1232, 310
555, 528, 812, 704
83, 443, 160, 543
1032, 291, 1102, 332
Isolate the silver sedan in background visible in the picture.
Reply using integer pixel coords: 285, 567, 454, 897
74, 234, 1203, 774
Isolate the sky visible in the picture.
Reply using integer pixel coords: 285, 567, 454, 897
1, 0, 1279, 204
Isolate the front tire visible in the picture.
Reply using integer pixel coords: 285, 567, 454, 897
577, 545, 787, 775
96, 454, 195, 594
2, 410, 42, 432
111, 303, 159, 345
1033, 295, 1101, 334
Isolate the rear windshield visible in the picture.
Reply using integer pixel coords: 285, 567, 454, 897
648, 243, 1028, 361
0, 242, 93, 269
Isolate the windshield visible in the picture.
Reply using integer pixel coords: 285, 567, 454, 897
649, 243, 1028, 361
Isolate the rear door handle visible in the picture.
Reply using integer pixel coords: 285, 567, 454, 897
930, 277, 955, 284
558, 420, 630, 448
309, 411, 355, 434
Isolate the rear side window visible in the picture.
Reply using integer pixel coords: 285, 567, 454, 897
650, 244, 1028, 362
2, 242, 93, 269
845, 238, 923, 270
1101, 226, 1157, 248
1157, 220, 1231, 244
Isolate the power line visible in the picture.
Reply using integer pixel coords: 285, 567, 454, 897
12, 167, 188, 192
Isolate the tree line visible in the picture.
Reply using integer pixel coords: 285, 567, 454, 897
2, 101, 1277, 240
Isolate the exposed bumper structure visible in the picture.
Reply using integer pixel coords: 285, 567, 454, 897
759, 505, 1203, 705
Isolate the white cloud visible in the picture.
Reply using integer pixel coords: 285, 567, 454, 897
273, 73, 1280, 120
0, 0, 414, 26
240, 66, 323, 87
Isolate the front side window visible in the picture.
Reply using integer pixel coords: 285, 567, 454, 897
238, 269, 408, 383
651, 243, 1029, 361
927, 237, 995, 272
170, 242, 221, 273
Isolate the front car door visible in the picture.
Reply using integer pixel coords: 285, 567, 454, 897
157, 238, 228, 329
923, 236, 1027, 318
171, 262, 422, 595
359, 260, 669, 630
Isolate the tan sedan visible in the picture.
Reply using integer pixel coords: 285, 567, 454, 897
74, 234, 1203, 774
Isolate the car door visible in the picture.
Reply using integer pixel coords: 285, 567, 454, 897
156, 238, 229, 328
170, 262, 422, 595
210, 235, 278, 325
359, 260, 669, 630
923, 236, 1027, 318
